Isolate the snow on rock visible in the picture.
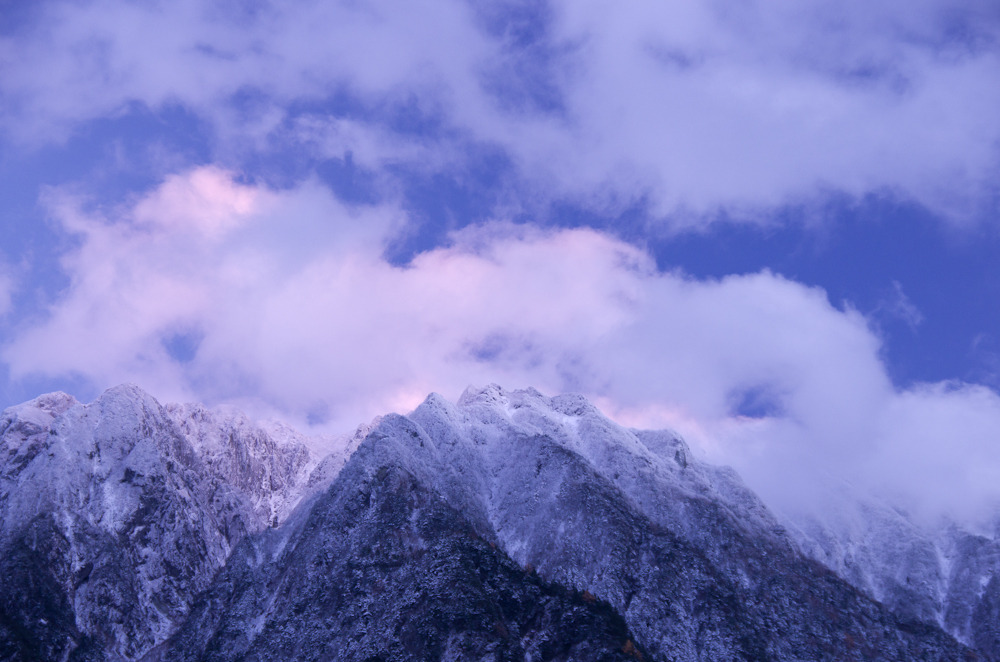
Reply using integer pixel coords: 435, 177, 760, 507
0, 385, 332, 661
785, 484, 1000, 659
0, 382, 990, 661
349, 384, 974, 661
443, 384, 1000, 659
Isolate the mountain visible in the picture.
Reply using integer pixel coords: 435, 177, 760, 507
0, 384, 989, 661
0, 386, 321, 660
787, 486, 1000, 659
146, 436, 647, 662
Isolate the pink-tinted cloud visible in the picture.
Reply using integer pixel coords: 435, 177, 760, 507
131, 166, 268, 238
6, 166, 1000, 522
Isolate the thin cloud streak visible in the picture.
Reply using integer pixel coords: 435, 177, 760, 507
0, 269, 13, 318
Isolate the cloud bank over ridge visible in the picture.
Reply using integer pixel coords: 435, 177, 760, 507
2, 1, 1000, 525
4, 167, 1000, 522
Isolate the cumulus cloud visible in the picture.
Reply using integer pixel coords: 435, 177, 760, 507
130, 166, 266, 237
5, 166, 1000, 523
7, 166, 400, 399
2, 0, 998, 225
0, 0, 490, 145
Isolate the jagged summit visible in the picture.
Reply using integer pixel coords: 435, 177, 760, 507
452, 383, 608, 427
6, 389, 79, 419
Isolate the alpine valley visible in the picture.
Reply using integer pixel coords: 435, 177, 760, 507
1, 384, 997, 661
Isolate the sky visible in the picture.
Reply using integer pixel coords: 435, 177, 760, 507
1, 0, 999, 523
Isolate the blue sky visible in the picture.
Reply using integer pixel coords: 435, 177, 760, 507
1, 0, 999, 520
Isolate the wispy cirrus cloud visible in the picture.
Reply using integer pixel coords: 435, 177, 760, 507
872, 280, 924, 331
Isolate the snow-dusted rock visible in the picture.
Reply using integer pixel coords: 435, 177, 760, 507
161, 384, 975, 661
0, 385, 321, 661
0, 383, 988, 661
786, 487, 1000, 659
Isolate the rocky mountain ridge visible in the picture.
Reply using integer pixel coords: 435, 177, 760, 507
0, 384, 993, 661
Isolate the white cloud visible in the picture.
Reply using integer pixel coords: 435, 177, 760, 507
2, 0, 998, 225
6, 166, 1000, 523
0, 0, 491, 143
866, 382, 1000, 523
512, 0, 1000, 222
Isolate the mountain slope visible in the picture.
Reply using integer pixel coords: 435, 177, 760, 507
0, 384, 988, 661
788, 487, 1000, 660
0, 386, 317, 660
159, 385, 975, 661
391, 386, 976, 661
151, 443, 648, 662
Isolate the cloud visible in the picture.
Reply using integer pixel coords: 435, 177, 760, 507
130, 166, 266, 237
866, 382, 1000, 522
6, 166, 400, 401
516, 0, 1000, 222
6, 166, 1000, 523
0, 0, 491, 143
872, 280, 924, 331
0, 268, 13, 317
3, 0, 998, 225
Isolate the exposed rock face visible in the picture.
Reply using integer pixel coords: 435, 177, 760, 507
0, 384, 991, 661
